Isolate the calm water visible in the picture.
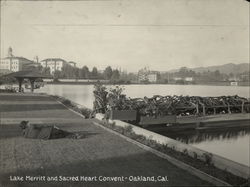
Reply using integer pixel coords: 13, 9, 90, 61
146, 125, 250, 167
37, 84, 250, 166
37, 84, 250, 109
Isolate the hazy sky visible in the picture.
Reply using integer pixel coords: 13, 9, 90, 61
0, 0, 249, 72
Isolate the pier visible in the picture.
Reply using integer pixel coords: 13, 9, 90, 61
0, 93, 210, 186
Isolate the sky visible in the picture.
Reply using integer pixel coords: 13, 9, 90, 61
0, 0, 249, 72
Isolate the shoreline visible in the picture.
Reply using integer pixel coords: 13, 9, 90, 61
46, 81, 249, 87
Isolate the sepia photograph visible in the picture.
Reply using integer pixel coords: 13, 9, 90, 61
0, 0, 249, 186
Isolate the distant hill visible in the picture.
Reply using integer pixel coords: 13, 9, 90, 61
168, 63, 249, 74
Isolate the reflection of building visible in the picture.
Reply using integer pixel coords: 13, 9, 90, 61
174, 126, 250, 144
138, 68, 159, 83
0, 47, 35, 74
39, 58, 76, 74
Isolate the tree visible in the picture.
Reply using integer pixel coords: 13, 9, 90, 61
229, 72, 234, 78
54, 70, 61, 79
178, 67, 189, 78
81, 66, 90, 79
61, 64, 75, 78
104, 66, 113, 80
73, 68, 79, 79
91, 67, 98, 78
213, 70, 222, 81
111, 69, 120, 80
42, 67, 51, 76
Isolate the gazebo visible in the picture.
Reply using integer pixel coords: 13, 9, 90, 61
4, 71, 51, 92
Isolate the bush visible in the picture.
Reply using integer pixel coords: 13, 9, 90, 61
62, 99, 73, 107
124, 125, 133, 134
79, 108, 92, 118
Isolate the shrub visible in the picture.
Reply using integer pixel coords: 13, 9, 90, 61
62, 99, 74, 107
123, 125, 133, 134
79, 108, 92, 118
203, 153, 213, 165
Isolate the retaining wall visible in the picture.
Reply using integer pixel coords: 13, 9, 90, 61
95, 113, 249, 179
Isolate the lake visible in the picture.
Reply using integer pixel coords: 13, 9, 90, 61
37, 84, 250, 109
37, 84, 250, 166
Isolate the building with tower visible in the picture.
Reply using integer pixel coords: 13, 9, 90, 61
0, 47, 35, 75
0, 48, 77, 75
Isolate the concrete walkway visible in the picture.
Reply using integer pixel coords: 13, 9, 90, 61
0, 93, 211, 187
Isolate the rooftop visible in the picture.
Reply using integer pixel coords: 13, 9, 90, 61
40, 58, 67, 63
2, 56, 35, 63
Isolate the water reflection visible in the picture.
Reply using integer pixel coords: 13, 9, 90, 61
147, 124, 250, 166
154, 126, 250, 144
38, 84, 95, 109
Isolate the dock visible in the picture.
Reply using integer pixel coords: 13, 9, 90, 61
0, 93, 210, 186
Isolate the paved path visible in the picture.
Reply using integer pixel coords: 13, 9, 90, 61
0, 93, 210, 187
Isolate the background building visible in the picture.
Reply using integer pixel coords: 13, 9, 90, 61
148, 71, 159, 83
138, 68, 159, 83
184, 77, 193, 82
0, 47, 35, 74
39, 58, 76, 74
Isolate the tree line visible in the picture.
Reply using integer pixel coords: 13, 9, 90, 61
40, 64, 123, 82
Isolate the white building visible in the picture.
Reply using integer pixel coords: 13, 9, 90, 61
0, 48, 35, 74
39, 58, 74, 74
184, 77, 193, 82
173, 77, 182, 81
230, 81, 238, 86
173, 77, 194, 83
147, 72, 158, 83
138, 68, 159, 83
